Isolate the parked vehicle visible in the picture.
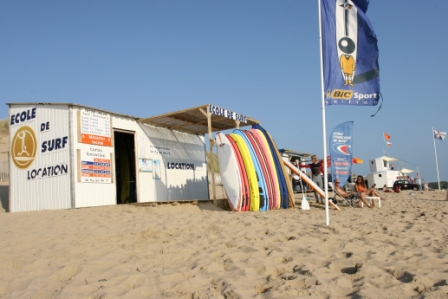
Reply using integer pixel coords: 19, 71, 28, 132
393, 179, 420, 191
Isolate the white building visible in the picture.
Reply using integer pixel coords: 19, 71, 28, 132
7, 103, 258, 212
364, 156, 403, 188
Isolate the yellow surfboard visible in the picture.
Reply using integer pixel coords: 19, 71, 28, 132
229, 133, 260, 211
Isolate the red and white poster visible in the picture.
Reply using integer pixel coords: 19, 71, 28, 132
79, 147, 112, 184
80, 109, 112, 146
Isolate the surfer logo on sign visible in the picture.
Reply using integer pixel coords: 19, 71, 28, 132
11, 125, 38, 169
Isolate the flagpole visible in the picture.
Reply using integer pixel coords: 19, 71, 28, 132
383, 131, 386, 155
318, 0, 330, 226
432, 127, 441, 191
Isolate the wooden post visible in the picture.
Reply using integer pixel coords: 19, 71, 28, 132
200, 106, 216, 205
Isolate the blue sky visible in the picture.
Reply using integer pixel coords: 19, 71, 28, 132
1, 0, 448, 183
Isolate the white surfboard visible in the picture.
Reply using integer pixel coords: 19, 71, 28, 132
215, 133, 242, 211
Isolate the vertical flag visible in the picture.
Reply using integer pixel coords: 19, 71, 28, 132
329, 121, 354, 186
384, 132, 391, 140
432, 128, 445, 190
386, 142, 392, 147
434, 129, 446, 141
321, 0, 380, 106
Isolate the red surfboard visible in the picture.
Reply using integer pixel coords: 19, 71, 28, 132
243, 130, 275, 210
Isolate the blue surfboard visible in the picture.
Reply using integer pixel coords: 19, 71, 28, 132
233, 129, 269, 211
252, 124, 289, 209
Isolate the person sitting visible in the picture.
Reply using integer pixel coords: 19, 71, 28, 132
333, 178, 375, 208
382, 184, 392, 193
354, 175, 386, 200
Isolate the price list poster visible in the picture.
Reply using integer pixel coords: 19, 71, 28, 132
77, 109, 113, 183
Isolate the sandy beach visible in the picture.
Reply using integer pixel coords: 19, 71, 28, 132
0, 189, 447, 298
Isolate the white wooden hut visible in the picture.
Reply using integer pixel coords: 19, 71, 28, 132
7, 103, 259, 212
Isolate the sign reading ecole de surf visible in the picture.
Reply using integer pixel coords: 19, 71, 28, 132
9, 106, 70, 182
10, 107, 37, 125
209, 105, 247, 123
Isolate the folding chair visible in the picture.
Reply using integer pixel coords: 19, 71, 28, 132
328, 182, 359, 208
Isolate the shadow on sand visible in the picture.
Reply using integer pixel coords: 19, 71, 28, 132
0, 183, 9, 212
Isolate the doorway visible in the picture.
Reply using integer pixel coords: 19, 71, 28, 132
114, 131, 137, 204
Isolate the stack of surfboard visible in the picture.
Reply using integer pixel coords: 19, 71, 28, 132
215, 124, 295, 212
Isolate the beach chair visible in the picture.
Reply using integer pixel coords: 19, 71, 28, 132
328, 182, 359, 208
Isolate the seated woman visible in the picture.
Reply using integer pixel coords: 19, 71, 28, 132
382, 184, 392, 193
354, 176, 386, 200
333, 178, 375, 208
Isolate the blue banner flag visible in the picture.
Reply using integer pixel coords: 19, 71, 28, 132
321, 0, 380, 106
329, 121, 353, 186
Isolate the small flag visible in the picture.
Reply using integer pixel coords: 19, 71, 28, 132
384, 133, 391, 140
386, 142, 392, 147
434, 130, 446, 141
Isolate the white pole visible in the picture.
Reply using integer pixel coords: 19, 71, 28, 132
416, 166, 421, 189
432, 127, 441, 191
318, 0, 330, 226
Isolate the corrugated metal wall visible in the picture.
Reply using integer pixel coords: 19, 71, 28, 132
9, 104, 71, 212
138, 123, 208, 202
71, 108, 127, 208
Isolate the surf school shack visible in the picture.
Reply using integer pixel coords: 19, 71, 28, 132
7, 103, 259, 212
